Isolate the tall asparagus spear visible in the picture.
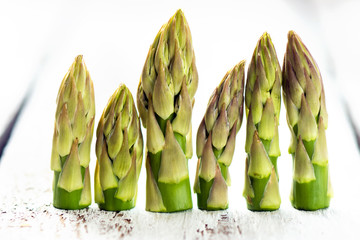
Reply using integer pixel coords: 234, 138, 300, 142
243, 33, 282, 211
50, 55, 95, 210
283, 31, 333, 210
95, 84, 143, 211
137, 9, 198, 212
194, 61, 245, 210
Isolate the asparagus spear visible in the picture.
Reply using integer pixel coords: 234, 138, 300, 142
243, 33, 282, 211
94, 84, 143, 211
283, 31, 333, 210
137, 9, 198, 212
50, 55, 95, 210
194, 61, 245, 210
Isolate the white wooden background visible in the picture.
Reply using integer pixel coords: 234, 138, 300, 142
1, 0, 360, 239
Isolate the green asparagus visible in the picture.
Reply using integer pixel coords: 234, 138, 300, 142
137, 9, 198, 212
94, 84, 143, 211
194, 61, 245, 210
283, 31, 333, 210
243, 33, 282, 211
50, 55, 95, 210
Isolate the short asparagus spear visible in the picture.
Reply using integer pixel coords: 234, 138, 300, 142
243, 33, 282, 211
137, 9, 198, 212
95, 84, 143, 211
283, 31, 333, 210
51, 55, 95, 210
194, 61, 245, 210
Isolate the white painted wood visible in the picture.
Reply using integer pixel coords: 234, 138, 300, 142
1, 0, 360, 239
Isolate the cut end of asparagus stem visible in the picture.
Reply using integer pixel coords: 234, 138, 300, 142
244, 32, 282, 211
194, 61, 245, 210
95, 84, 143, 211
52, 55, 95, 210
138, 9, 198, 213
283, 30, 331, 211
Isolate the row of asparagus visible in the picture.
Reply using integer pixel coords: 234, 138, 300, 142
50, 9, 332, 212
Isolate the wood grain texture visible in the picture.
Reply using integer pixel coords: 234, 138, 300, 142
1, 61, 358, 239
1, 1, 360, 239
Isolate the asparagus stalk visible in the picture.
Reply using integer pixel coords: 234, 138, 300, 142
137, 9, 198, 212
243, 33, 282, 211
283, 31, 333, 210
194, 61, 245, 210
95, 84, 143, 211
50, 55, 95, 210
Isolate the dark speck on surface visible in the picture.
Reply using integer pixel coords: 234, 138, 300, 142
237, 225, 242, 235
113, 212, 124, 218
204, 224, 214, 234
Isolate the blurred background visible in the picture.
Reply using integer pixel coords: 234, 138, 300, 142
0, 0, 359, 239
1, 0, 360, 154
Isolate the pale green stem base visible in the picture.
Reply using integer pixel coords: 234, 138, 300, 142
53, 167, 88, 210
197, 162, 228, 211
98, 188, 135, 211
291, 164, 330, 210
291, 139, 331, 211
148, 151, 192, 213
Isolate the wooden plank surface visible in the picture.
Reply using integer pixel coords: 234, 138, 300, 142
1, 69, 359, 239
1, 0, 360, 239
